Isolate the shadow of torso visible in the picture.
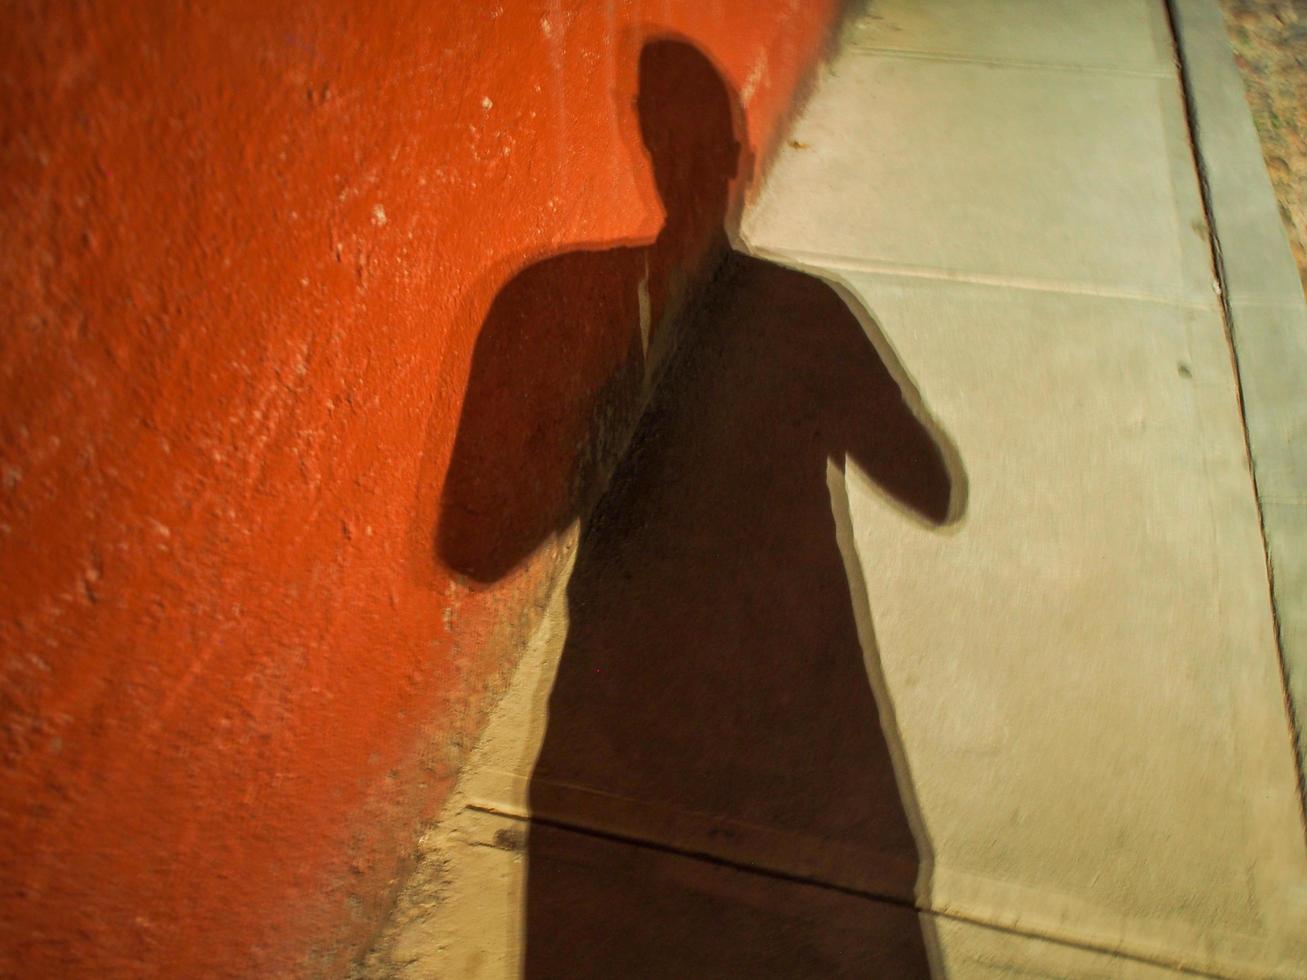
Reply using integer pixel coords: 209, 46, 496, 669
522, 252, 948, 977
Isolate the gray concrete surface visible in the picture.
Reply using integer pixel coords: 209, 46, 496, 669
1169, 0, 1307, 802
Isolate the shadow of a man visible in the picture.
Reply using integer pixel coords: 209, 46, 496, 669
441, 38, 964, 978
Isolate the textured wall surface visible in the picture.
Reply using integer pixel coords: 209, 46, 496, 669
0, 2, 839, 976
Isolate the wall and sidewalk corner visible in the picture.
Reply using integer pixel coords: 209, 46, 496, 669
0, 2, 846, 975
364, 1, 1307, 976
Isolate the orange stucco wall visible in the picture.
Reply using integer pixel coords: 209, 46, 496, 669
0, 2, 841, 975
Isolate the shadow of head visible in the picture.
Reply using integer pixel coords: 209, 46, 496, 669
436, 39, 747, 584
639, 39, 742, 243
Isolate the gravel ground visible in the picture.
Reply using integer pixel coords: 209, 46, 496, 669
1218, 0, 1307, 298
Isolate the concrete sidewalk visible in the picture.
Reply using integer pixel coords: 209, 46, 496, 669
362, 2, 1307, 976
742, 0, 1307, 974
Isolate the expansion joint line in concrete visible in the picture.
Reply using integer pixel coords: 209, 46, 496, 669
743, 245, 1217, 308
464, 802, 1232, 978
839, 45, 1174, 79
1162, 0, 1307, 832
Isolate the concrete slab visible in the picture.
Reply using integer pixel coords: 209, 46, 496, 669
740, 53, 1216, 305
742, 0, 1307, 972
808, 270, 1307, 974
842, 0, 1174, 73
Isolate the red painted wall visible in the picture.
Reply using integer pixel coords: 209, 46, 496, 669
0, 2, 841, 975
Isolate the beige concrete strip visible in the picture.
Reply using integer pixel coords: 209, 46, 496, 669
1168, 0, 1307, 804
842, 0, 1176, 73
739, 51, 1217, 306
